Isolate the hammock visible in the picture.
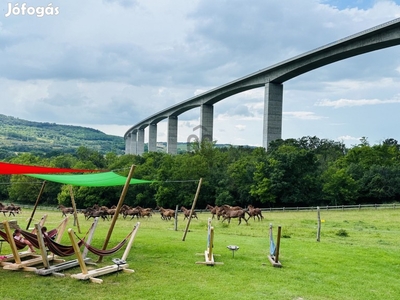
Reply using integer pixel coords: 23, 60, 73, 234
47, 229, 58, 239
74, 224, 137, 257
20, 229, 41, 249
43, 234, 85, 257
0, 230, 27, 250
21, 228, 86, 257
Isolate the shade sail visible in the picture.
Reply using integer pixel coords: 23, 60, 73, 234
27, 172, 154, 187
0, 161, 99, 174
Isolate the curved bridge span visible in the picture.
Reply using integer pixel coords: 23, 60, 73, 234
125, 18, 400, 154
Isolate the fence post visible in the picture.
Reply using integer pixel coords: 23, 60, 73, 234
174, 205, 179, 231
316, 206, 321, 242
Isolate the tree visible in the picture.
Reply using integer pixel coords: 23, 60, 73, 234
322, 167, 358, 205
251, 144, 322, 206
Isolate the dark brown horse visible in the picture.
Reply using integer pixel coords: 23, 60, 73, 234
205, 204, 223, 220
247, 205, 264, 221
156, 206, 175, 220
181, 206, 198, 220
57, 204, 74, 217
220, 205, 249, 225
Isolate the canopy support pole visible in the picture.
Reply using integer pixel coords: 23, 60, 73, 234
182, 178, 202, 241
69, 185, 81, 234
97, 164, 136, 262
26, 181, 46, 230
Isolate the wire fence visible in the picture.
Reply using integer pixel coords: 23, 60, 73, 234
3, 202, 400, 214
260, 203, 399, 212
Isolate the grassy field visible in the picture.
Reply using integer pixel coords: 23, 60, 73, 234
0, 207, 399, 300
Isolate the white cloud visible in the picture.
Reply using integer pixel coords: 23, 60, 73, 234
283, 111, 327, 120
1, 0, 400, 147
316, 98, 400, 108
235, 124, 246, 131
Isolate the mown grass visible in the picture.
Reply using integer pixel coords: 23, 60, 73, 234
1, 207, 400, 300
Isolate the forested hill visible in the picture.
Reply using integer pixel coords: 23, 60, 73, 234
0, 114, 125, 158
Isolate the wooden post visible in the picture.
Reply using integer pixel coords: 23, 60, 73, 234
55, 217, 69, 243
174, 205, 179, 231
69, 185, 81, 234
208, 226, 214, 262
98, 164, 136, 262
2, 221, 21, 264
68, 228, 88, 275
35, 223, 50, 269
274, 226, 281, 263
26, 181, 46, 230
182, 178, 202, 241
121, 222, 140, 261
316, 206, 321, 242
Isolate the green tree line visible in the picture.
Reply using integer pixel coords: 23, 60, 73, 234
1, 136, 400, 209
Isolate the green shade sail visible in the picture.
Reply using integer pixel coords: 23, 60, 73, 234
27, 172, 154, 187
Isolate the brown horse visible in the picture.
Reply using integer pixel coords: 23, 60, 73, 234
181, 206, 198, 220
247, 205, 264, 221
220, 205, 249, 225
205, 204, 223, 220
57, 204, 74, 217
156, 206, 175, 220
0, 202, 19, 216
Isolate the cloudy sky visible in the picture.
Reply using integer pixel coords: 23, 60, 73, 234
1, 0, 400, 148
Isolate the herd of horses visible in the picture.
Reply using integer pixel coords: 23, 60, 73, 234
56, 203, 263, 225
205, 204, 264, 225
0, 202, 21, 216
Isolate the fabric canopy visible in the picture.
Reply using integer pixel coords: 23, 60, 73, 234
27, 172, 154, 187
0, 161, 99, 175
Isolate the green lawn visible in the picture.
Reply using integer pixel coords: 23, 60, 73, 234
1, 207, 399, 300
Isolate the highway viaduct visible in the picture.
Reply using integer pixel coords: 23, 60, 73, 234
124, 18, 400, 155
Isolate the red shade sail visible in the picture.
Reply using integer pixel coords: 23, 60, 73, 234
0, 161, 100, 174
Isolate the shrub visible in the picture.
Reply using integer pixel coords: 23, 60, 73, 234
336, 229, 349, 237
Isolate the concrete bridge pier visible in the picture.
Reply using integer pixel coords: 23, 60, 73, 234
200, 104, 214, 142
137, 129, 145, 155
130, 131, 138, 154
148, 124, 157, 152
167, 116, 178, 154
124, 133, 131, 154
263, 82, 283, 149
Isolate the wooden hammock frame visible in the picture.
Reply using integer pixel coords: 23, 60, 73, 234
1, 220, 50, 271
0, 216, 48, 269
267, 223, 282, 268
69, 221, 140, 283
35, 217, 100, 277
196, 218, 223, 266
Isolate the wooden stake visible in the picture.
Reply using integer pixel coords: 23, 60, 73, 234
69, 185, 81, 234
275, 226, 281, 263
317, 206, 321, 242
98, 164, 136, 262
174, 205, 178, 231
26, 181, 46, 230
182, 178, 202, 241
